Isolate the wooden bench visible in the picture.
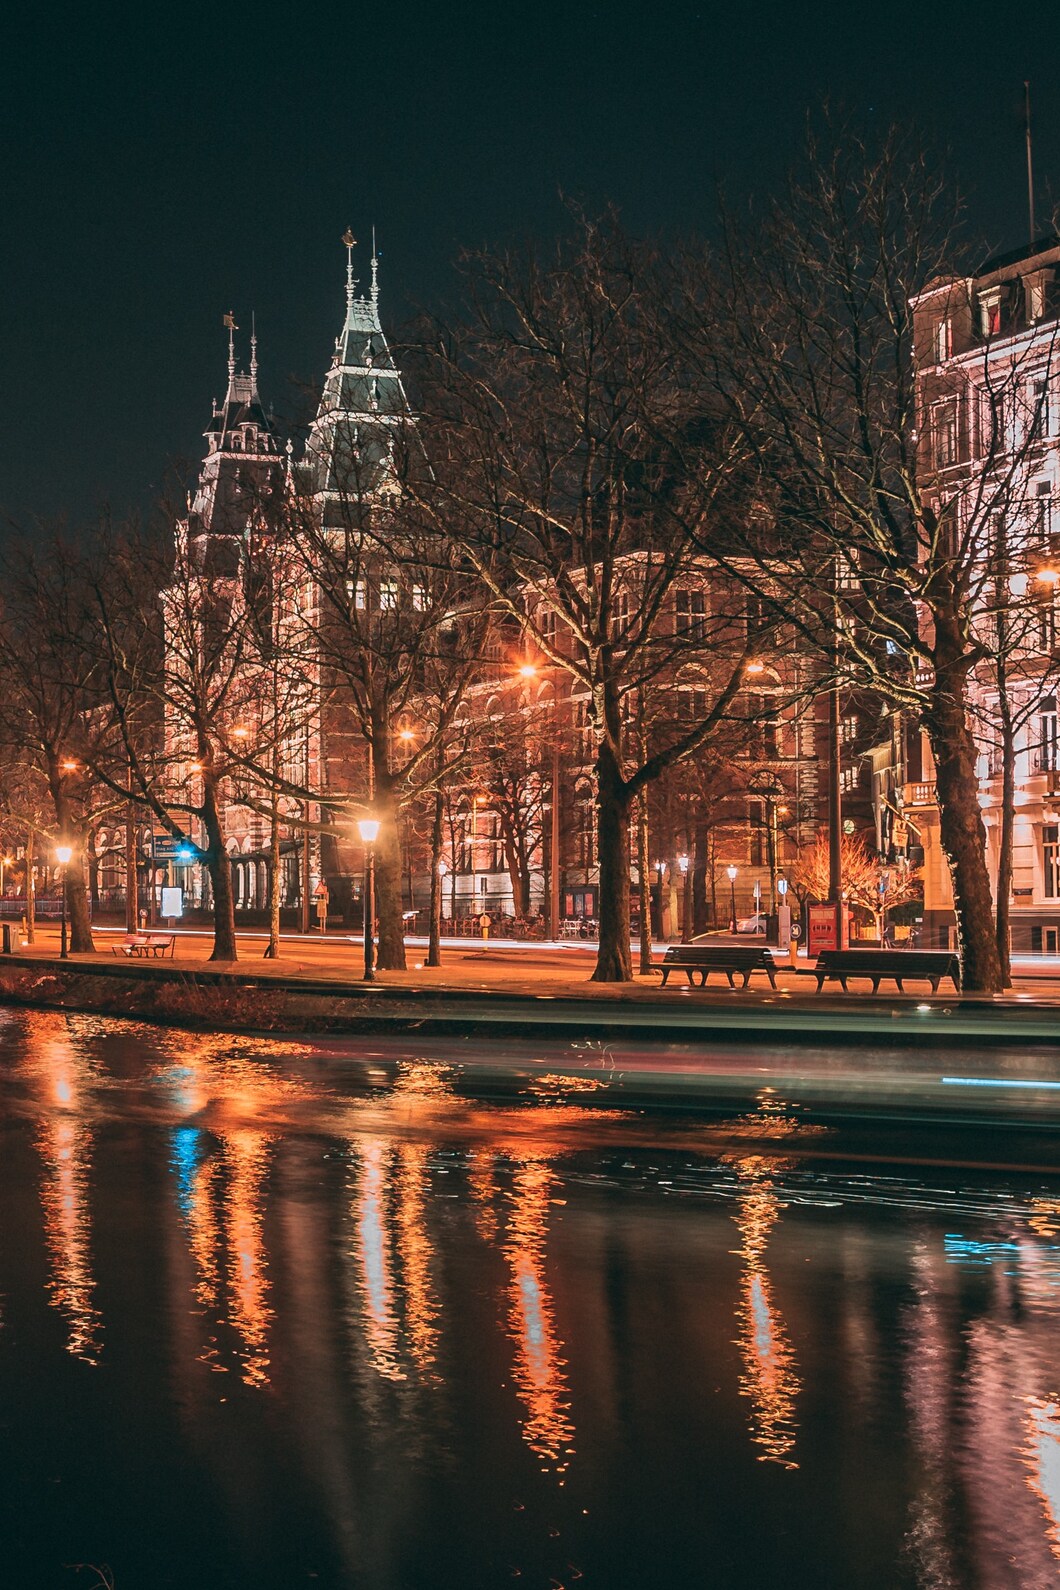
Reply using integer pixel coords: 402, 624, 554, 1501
112, 933, 176, 960
661, 943, 778, 989
813, 948, 960, 993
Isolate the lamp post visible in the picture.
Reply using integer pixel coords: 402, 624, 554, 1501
357, 818, 380, 981
726, 864, 738, 935
0, 854, 11, 900
56, 844, 72, 960
678, 853, 690, 942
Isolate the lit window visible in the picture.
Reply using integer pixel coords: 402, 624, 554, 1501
379, 580, 398, 611
837, 556, 859, 591
840, 765, 860, 794
412, 584, 425, 611
346, 579, 366, 610
1037, 698, 1059, 771
841, 713, 858, 745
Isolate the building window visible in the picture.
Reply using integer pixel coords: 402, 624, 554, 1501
675, 589, 707, 638
840, 765, 860, 794
933, 401, 958, 468
379, 579, 398, 611
836, 556, 859, 591
841, 713, 858, 745
1037, 699, 1059, 771
540, 607, 557, 646
1044, 824, 1060, 898
612, 592, 630, 638
346, 579, 366, 610
935, 318, 953, 362
979, 289, 1003, 337
1039, 596, 1058, 653
412, 583, 425, 611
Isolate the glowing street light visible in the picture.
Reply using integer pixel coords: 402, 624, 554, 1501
745, 660, 765, 676
357, 816, 380, 981
726, 863, 738, 934
56, 843, 73, 960
1036, 565, 1060, 585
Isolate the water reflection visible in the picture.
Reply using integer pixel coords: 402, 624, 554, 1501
727, 1153, 800, 1469
21, 1014, 102, 1362
3, 1011, 1060, 1587
503, 1155, 576, 1479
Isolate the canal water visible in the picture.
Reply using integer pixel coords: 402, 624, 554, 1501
0, 1008, 1059, 1589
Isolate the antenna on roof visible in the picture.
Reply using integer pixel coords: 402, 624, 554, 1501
250, 311, 258, 387
371, 226, 379, 305
1025, 81, 1036, 249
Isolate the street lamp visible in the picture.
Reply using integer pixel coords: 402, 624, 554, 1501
56, 844, 72, 960
726, 864, 738, 934
357, 817, 380, 981
0, 854, 11, 899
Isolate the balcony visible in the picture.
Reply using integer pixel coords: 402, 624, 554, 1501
904, 782, 937, 807
1032, 750, 1059, 772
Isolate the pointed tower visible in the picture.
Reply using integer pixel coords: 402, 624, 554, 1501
185, 313, 285, 573
301, 231, 411, 525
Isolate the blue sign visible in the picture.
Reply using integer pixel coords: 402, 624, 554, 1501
153, 835, 194, 862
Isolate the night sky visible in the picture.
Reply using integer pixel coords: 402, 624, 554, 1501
3, 0, 1058, 526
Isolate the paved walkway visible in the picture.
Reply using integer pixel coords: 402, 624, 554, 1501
10, 922, 1060, 1008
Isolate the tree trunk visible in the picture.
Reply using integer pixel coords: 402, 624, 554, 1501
263, 786, 281, 959
924, 641, 1003, 992
125, 805, 139, 933
202, 779, 237, 961
373, 780, 407, 971
692, 822, 709, 934
66, 842, 95, 953
637, 792, 653, 974
25, 829, 35, 943
428, 789, 443, 967
994, 671, 1015, 988
592, 741, 632, 982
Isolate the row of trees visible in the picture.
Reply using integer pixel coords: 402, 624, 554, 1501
3, 125, 1056, 989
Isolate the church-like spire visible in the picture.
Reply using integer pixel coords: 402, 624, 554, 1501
224, 310, 238, 385
300, 230, 412, 511
250, 312, 258, 390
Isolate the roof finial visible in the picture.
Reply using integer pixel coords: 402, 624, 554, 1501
343, 227, 357, 310
285, 436, 294, 490
224, 310, 238, 383
250, 311, 258, 388
371, 226, 379, 305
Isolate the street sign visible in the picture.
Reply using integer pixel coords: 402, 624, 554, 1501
153, 834, 191, 861
160, 886, 184, 919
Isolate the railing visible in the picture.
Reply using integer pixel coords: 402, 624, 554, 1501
1033, 750, 1060, 772
905, 782, 937, 806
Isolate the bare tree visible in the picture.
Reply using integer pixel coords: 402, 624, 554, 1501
677, 124, 1060, 991
410, 214, 757, 980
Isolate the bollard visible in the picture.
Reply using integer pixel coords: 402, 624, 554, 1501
1, 923, 13, 955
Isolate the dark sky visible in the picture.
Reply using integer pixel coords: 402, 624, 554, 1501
3, 0, 1058, 525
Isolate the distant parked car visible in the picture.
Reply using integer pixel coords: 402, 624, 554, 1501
735, 912, 767, 934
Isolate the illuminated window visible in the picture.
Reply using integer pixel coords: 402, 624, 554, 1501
412, 584, 425, 611
379, 580, 398, 611
841, 713, 858, 745
346, 579, 366, 610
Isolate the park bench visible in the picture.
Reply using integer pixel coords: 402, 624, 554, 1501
813, 948, 960, 994
660, 943, 778, 989
112, 933, 176, 960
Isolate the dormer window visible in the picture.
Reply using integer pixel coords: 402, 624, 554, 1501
979, 287, 1003, 337
1026, 269, 1055, 323
231, 433, 242, 451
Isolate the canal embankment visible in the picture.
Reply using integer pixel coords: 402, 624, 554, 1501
2, 948, 1060, 1047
